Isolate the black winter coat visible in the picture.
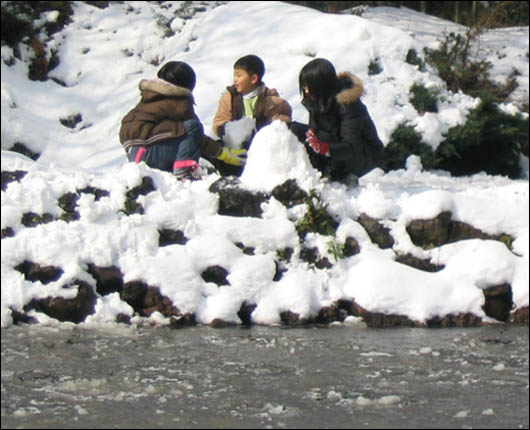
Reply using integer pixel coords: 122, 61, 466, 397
302, 73, 383, 180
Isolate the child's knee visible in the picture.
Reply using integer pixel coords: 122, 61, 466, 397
183, 119, 204, 135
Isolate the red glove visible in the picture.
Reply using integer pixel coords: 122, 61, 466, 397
305, 129, 330, 156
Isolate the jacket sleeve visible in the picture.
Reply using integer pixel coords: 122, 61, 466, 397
267, 97, 292, 123
201, 135, 222, 158
212, 91, 233, 137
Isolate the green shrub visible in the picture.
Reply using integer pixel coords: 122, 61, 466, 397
410, 83, 439, 113
295, 190, 338, 239
436, 92, 528, 178
368, 58, 382, 75
383, 124, 439, 171
1, 2, 73, 47
406, 49, 426, 72
386, 93, 527, 178
424, 31, 518, 102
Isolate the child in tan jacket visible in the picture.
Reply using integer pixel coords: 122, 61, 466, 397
212, 55, 292, 176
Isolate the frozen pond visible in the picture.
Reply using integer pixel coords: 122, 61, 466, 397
1, 324, 528, 429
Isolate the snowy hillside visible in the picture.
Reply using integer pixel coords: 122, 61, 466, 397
1, 1, 528, 328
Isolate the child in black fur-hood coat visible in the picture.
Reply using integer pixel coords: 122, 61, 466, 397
289, 58, 384, 182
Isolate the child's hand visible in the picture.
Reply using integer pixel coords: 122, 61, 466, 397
217, 147, 248, 166
305, 129, 330, 156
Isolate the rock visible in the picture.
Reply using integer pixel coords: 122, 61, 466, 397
87, 264, 124, 296
341, 300, 416, 328
358, 213, 394, 249
395, 253, 444, 272
407, 211, 452, 248
24, 281, 96, 323
28, 38, 56, 81
280, 310, 308, 326
407, 211, 513, 249
211, 318, 237, 328
482, 284, 513, 322
316, 304, 348, 325
343, 236, 360, 257
9, 143, 40, 160
21, 212, 55, 227
158, 229, 188, 247
14, 260, 63, 284
120, 281, 150, 312
57, 192, 79, 212
300, 246, 333, 269
78, 186, 110, 201
121, 176, 156, 215
143, 286, 180, 317
273, 260, 288, 282
426, 313, 482, 327
126, 176, 156, 200
271, 179, 308, 208
336, 299, 483, 328
509, 306, 529, 324
57, 192, 80, 222
1, 227, 15, 239
115, 313, 131, 324
237, 301, 256, 326
235, 242, 255, 255
169, 313, 196, 329
209, 177, 268, 217
120, 281, 180, 317
10, 309, 38, 325
59, 113, 83, 129
1, 170, 27, 191
201, 265, 230, 286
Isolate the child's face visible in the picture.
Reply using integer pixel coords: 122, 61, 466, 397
233, 68, 259, 94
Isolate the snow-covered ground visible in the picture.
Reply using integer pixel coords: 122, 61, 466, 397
1, 1, 528, 328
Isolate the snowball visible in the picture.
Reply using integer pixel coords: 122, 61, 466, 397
223, 117, 256, 150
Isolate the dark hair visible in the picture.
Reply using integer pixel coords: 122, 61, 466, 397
157, 61, 196, 91
234, 55, 265, 83
299, 58, 338, 106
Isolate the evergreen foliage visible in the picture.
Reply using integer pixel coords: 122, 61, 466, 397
383, 124, 439, 171
385, 94, 528, 179
368, 58, 383, 75
410, 83, 439, 113
436, 93, 528, 179
405, 49, 426, 72
295, 190, 338, 239
423, 31, 518, 102
1, 1, 73, 47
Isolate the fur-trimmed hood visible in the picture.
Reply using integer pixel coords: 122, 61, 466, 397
120, 78, 197, 149
139, 78, 192, 99
336, 72, 364, 106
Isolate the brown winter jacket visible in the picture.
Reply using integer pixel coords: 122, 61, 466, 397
212, 83, 292, 137
119, 79, 198, 151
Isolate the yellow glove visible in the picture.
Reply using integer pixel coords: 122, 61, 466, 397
216, 147, 247, 166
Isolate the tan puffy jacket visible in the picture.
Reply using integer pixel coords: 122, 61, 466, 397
212, 83, 292, 137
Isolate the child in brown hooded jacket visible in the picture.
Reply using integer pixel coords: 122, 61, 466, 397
120, 61, 246, 180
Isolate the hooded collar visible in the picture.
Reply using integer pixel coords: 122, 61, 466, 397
302, 72, 364, 113
139, 78, 192, 98
335, 72, 364, 105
